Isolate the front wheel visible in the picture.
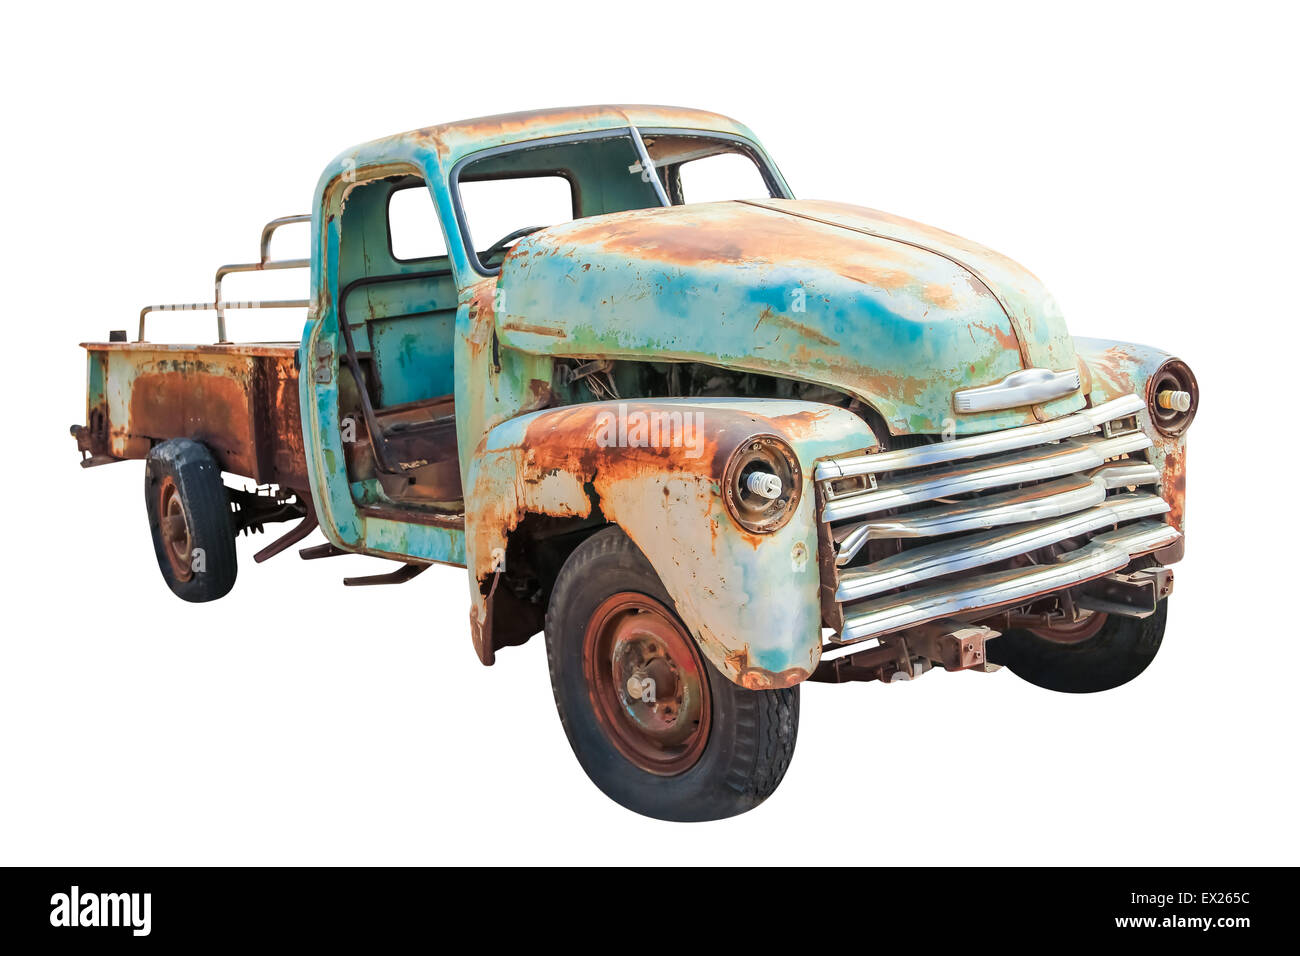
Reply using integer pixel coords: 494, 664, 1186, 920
988, 600, 1167, 693
544, 527, 799, 821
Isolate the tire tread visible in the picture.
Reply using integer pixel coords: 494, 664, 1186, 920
544, 527, 798, 820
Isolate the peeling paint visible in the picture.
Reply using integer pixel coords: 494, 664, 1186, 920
75, 105, 1193, 697
464, 399, 874, 683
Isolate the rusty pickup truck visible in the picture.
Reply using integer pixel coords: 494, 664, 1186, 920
73, 105, 1197, 821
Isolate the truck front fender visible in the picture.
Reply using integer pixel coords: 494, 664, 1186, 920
1075, 337, 1196, 538
464, 398, 877, 687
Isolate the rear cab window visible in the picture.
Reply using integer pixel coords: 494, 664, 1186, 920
387, 184, 449, 262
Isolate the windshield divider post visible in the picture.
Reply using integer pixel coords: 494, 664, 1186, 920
628, 126, 670, 207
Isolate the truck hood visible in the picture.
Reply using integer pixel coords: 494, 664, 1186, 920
495, 198, 1082, 434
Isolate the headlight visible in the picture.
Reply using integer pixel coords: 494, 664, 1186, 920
1147, 358, 1199, 436
723, 435, 802, 533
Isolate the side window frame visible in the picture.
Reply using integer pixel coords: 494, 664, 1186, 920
455, 171, 577, 272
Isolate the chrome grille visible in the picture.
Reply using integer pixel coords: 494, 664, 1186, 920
815, 394, 1180, 644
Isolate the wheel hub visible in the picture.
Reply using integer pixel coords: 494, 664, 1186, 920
158, 476, 194, 582
1028, 609, 1108, 644
583, 592, 711, 776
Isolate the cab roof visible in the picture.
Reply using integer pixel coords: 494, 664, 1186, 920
359, 104, 759, 170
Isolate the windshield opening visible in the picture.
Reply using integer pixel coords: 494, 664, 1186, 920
450, 128, 787, 276
639, 131, 784, 206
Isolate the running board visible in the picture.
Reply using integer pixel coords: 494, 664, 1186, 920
342, 563, 429, 587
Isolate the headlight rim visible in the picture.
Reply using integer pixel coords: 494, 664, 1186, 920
722, 434, 803, 534
1146, 358, 1199, 437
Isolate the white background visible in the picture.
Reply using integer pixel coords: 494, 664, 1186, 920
3, 0, 1295, 865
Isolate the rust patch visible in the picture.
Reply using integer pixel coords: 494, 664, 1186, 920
108, 346, 308, 492
500, 321, 567, 338
524, 377, 558, 412
752, 306, 839, 347
971, 319, 1023, 358
766, 407, 834, 440
465, 400, 807, 594
922, 283, 958, 310
1161, 441, 1187, 531
128, 365, 257, 477
538, 202, 913, 274
837, 265, 913, 290
1087, 344, 1144, 398
724, 646, 810, 690
465, 280, 498, 360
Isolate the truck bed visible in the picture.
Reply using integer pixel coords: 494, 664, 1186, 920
76, 340, 310, 494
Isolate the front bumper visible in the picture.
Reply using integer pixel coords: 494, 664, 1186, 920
815, 394, 1181, 645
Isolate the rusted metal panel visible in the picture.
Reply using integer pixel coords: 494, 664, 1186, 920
76, 106, 1195, 697
1074, 337, 1191, 539
752, 200, 1079, 375
463, 398, 877, 688
85, 343, 309, 491
811, 621, 999, 684
292, 106, 1196, 681
494, 199, 1084, 436
73, 348, 113, 464
249, 348, 310, 491
411, 105, 762, 170
87, 341, 302, 359
306, 106, 788, 286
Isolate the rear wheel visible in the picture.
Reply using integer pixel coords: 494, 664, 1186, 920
144, 439, 237, 602
544, 527, 799, 821
988, 601, 1167, 693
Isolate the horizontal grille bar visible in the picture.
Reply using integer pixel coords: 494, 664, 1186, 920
836, 492, 1170, 602
833, 461, 1161, 565
838, 520, 1180, 643
815, 393, 1146, 482
821, 431, 1152, 524
834, 476, 1102, 564
1094, 461, 1162, 489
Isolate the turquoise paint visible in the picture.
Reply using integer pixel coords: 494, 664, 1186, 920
298, 109, 1081, 562
495, 200, 1086, 436
464, 398, 877, 680
1074, 336, 1191, 531
285, 107, 1187, 682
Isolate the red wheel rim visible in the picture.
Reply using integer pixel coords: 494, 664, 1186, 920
158, 475, 194, 582
582, 592, 712, 776
1028, 610, 1108, 644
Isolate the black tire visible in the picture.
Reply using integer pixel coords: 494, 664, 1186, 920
144, 439, 238, 602
544, 527, 799, 821
988, 600, 1167, 693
